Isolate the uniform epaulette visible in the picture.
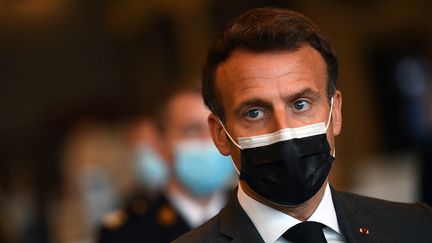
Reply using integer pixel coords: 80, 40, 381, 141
156, 204, 178, 227
102, 209, 128, 230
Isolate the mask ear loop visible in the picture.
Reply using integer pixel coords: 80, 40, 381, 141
217, 119, 242, 150
230, 157, 240, 175
217, 118, 242, 175
325, 97, 334, 131
325, 97, 336, 158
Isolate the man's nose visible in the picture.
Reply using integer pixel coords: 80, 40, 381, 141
273, 106, 290, 131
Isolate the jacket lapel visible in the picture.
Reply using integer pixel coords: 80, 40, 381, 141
219, 190, 265, 243
331, 187, 381, 243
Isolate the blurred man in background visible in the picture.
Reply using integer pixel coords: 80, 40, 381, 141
98, 82, 236, 242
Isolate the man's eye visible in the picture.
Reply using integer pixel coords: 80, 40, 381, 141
245, 108, 265, 120
292, 100, 311, 112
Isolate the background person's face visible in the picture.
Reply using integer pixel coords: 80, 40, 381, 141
209, 46, 342, 171
164, 92, 211, 162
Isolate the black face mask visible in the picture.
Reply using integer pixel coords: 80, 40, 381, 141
239, 133, 334, 206
219, 98, 335, 206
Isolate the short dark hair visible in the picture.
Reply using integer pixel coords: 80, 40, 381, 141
202, 7, 338, 122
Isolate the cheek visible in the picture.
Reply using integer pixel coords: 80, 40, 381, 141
229, 146, 242, 171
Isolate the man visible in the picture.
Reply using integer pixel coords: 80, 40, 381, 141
98, 83, 236, 243
174, 7, 432, 243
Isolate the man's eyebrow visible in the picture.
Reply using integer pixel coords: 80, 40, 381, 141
285, 88, 320, 101
233, 98, 272, 117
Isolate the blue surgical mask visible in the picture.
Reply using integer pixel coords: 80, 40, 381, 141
174, 140, 236, 197
135, 145, 169, 190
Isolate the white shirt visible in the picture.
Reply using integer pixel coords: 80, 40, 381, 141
238, 183, 346, 243
167, 189, 226, 228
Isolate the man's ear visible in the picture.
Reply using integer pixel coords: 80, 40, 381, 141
332, 90, 342, 136
208, 113, 231, 156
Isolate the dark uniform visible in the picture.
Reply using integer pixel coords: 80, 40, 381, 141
98, 192, 190, 243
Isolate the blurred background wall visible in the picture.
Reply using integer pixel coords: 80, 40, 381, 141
0, 0, 431, 242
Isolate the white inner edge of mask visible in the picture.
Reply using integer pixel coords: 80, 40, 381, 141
237, 122, 326, 149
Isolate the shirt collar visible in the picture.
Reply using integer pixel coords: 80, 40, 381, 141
237, 183, 341, 243
309, 183, 341, 235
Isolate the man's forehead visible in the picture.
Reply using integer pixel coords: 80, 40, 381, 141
214, 47, 327, 104
217, 47, 325, 78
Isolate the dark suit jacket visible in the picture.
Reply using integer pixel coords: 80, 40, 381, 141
173, 188, 432, 243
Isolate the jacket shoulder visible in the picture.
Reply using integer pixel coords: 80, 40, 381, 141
334, 190, 432, 240
338, 190, 432, 219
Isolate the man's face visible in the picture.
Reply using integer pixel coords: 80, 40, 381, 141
208, 46, 342, 171
164, 92, 211, 162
